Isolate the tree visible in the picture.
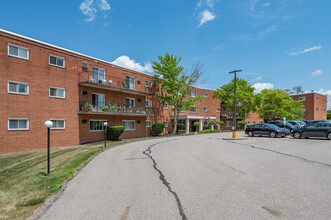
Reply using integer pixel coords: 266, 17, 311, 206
327, 110, 331, 120
212, 78, 255, 117
255, 89, 304, 121
153, 53, 203, 135
292, 86, 303, 94
237, 120, 247, 129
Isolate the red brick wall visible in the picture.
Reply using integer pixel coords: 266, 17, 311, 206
291, 93, 327, 120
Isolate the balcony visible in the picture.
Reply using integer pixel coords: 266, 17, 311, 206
79, 103, 154, 117
221, 113, 244, 119
79, 72, 155, 96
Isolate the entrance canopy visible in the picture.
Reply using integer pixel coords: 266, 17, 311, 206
170, 115, 216, 120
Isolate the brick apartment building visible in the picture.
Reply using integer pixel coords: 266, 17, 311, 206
291, 92, 328, 120
0, 29, 222, 154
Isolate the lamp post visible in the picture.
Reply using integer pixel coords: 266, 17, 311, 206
229, 69, 242, 138
44, 120, 53, 175
103, 122, 108, 148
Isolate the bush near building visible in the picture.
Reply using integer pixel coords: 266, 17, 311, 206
107, 126, 125, 141
152, 123, 165, 136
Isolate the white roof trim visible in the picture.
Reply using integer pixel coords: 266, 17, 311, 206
171, 115, 217, 120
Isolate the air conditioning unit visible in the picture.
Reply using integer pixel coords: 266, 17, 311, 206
137, 77, 141, 81
82, 62, 88, 68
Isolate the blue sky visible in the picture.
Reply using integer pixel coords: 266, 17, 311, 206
0, 0, 330, 107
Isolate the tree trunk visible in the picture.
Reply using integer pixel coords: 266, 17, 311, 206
173, 110, 178, 135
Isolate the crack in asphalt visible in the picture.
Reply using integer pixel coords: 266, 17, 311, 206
229, 141, 331, 168
143, 140, 187, 220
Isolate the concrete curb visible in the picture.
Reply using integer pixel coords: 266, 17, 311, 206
222, 137, 248, 140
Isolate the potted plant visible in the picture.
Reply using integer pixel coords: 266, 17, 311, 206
81, 100, 91, 112
193, 121, 200, 134
209, 120, 216, 130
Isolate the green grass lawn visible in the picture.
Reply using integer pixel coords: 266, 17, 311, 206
0, 137, 156, 220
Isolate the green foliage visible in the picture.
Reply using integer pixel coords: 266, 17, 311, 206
177, 124, 185, 130
153, 53, 203, 134
152, 123, 165, 136
218, 121, 225, 125
328, 110, 331, 120
198, 129, 221, 134
193, 121, 200, 127
237, 120, 247, 125
292, 86, 303, 94
255, 89, 304, 121
208, 120, 216, 126
213, 78, 255, 116
107, 126, 125, 141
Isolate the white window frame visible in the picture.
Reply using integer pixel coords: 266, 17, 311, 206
126, 97, 135, 108
163, 121, 168, 128
190, 107, 197, 113
203, 121, 208, 127
145, 80, 152, 88
8, 43, 29, 60
123, 120, 135, 130
49, 87, 65, 99
50, 119, 66, 130
126, 75, 135, 90
316, 96, 319, 101
299, 97, 306, 101
92, 93, 105, 107
226, 121, 232, 127
8, 81, 29, 95
163, 103, 168, 109
92, 66, 105, 83
89, 120, 107, 132
145, 120, 152, 128
8, 118, 29, 131
49, 54, 65, 68
190, 90, 197, 98
145, 100, 152, 107
247, 121, 251, 125
203, 93, 209, 98
203, 107, 208, 113
216, 108, 221, 113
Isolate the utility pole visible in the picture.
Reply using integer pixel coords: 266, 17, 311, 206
229, 70, 242, 138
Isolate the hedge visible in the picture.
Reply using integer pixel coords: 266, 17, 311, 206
107, 126, 125, 141
152, 123, 165, 136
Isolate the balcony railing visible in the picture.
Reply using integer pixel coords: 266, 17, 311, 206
221, 113, 244, 118
78, 71, 155, 95
80, 102, 153, 116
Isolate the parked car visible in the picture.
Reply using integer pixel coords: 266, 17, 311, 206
288, 120, 306, 128
304, 120, 331, 127
292, 122, 331, 140
267, 121, 298, 131
245, 123, 290, 138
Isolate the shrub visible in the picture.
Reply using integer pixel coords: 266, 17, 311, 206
198, 129, 221, 134
107, 126, 124, 141
152, 123, 165, 136
209, 120, 216, 126
218, 121, 225, 125
193, 121, 200, 127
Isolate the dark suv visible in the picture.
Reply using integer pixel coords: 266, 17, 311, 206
292, 122, 331, 140
267, 121, 298, 132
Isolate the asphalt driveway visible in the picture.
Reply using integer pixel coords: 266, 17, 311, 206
36, 132, 331, 220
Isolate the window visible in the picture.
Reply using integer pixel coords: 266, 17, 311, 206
49, 87, 65, 98
92, 93, 105, 107
316, 107, 319, 111
145, 100, 152, 107
145, 120, 152, 127
50, 119, 65, 129
126, 98, 135, 108
316, 96, 319, 101
92, 67, 105, 83
190, 107, 197, 113
260, 121, 263, 124
8, 81, 29, 95
253, 121, 256, 125
89, 120, 106, 131
226, 121, 232, 127
163, 121, 168, 128
204, 121, 208, 127
203, 93, 209, 98
322, 109, 326, 112
126, 75, 135, 90
303, 108, 306, 112
8, 44, 29, 59
8, 119, 29, 130
49, 55, 65, 68
322, 98, 325, 102
204, 107, 208, 113
190, 90, 197, 97
163, 103, 168, 109
216, 108, 221, 113
123, 120, 135, 130
247, 121, 251, 125
299, 97, 306, 101
216, 121, 220, 126
145, 80, 152, 88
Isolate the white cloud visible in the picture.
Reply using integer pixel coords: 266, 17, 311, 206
79, 0, 111, 22
198, 10, 216, 27
311, 69, 323, 77
289, 45, 322, 56
237, 25, 278, 41
253, 82, 274, 93
262, 2, 270, 7
112, 56, 153, 73
206, 0, 215, 8
251, 76, 262, 83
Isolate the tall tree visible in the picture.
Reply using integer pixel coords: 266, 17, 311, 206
255, 89, 304, 121
153, 53, 203, 135
212, 78, 255, 117
292, 86, 303, 94
327, 110, 331, 120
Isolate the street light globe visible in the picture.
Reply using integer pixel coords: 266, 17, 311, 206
44, 120, 53, 128
103, 122, 108, 127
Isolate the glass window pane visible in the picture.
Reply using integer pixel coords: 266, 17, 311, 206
57, 58, 64, 67
9, 82, 17, 92
57, 120, 64, 128
18, 84, 27, 93
58, 89, 65, 98
18, 48, 28, 58
50, 56, 56, 65
99, 69, 105, 80
18, 120, 27, 128
9, 45, 18, 56
9, 120, 18, 129
50, 88, 57, 96
98, 94, 105, 106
